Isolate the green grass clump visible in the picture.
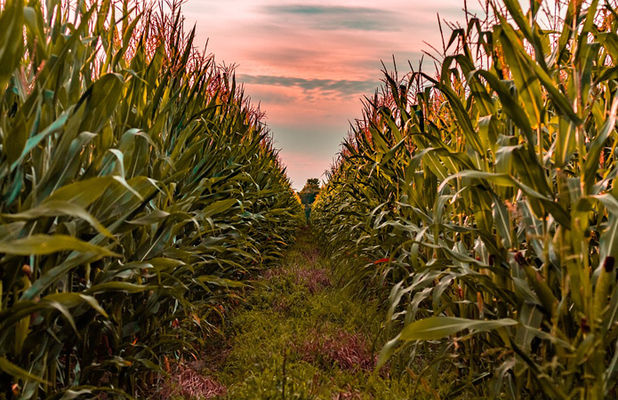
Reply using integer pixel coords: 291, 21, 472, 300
312, 0, 618, 398
213, 230, 428, 400
0, 0, 302, 397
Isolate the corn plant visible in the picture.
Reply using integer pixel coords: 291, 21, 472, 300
0, 0, 302, 398
313, 1, 618, 398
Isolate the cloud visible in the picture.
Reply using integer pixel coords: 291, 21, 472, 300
244, 85, 299, 105
240, 74, 378, 96
355, 51, 426, 72
246, 47, 321, 64
263, 4, 404, 31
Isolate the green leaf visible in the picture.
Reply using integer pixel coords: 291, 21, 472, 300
84, 282, 151, 294
44, 293, 108, 318
492, 194, 513, 248
9, 111, 71, 172
497, 24, 544, 128
585, 97, 618, 192
196, 275, 245, 288
471, 69, 534, 142
0, 234, 119, 256
3, 200, 114, 238
398, 316, 518, 341
0, 0, 24, 91
201, 199, 238, 218
0, 357, 50, 385
45, 176, 115, 208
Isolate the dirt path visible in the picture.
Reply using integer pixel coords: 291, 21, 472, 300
158, 228, 416, 399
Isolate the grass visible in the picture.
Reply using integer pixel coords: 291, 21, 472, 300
163, 228, 437, 399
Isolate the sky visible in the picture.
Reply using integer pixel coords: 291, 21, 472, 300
182, 0, 483, 190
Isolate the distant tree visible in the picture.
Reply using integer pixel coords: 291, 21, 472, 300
297, 178, 321, 222
298, 178, 320, 205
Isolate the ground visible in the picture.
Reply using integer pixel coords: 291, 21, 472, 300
155, 228, 423, 399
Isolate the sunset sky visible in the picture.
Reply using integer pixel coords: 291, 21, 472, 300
183, 0, 482, 190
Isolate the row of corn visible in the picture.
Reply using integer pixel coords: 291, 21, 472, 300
313, 1, 618, 398
0, 0, 303, 398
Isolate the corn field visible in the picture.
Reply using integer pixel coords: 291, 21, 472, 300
312, 0, 618, 398
0, 0, 302, 398
4, 0, 618, 398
